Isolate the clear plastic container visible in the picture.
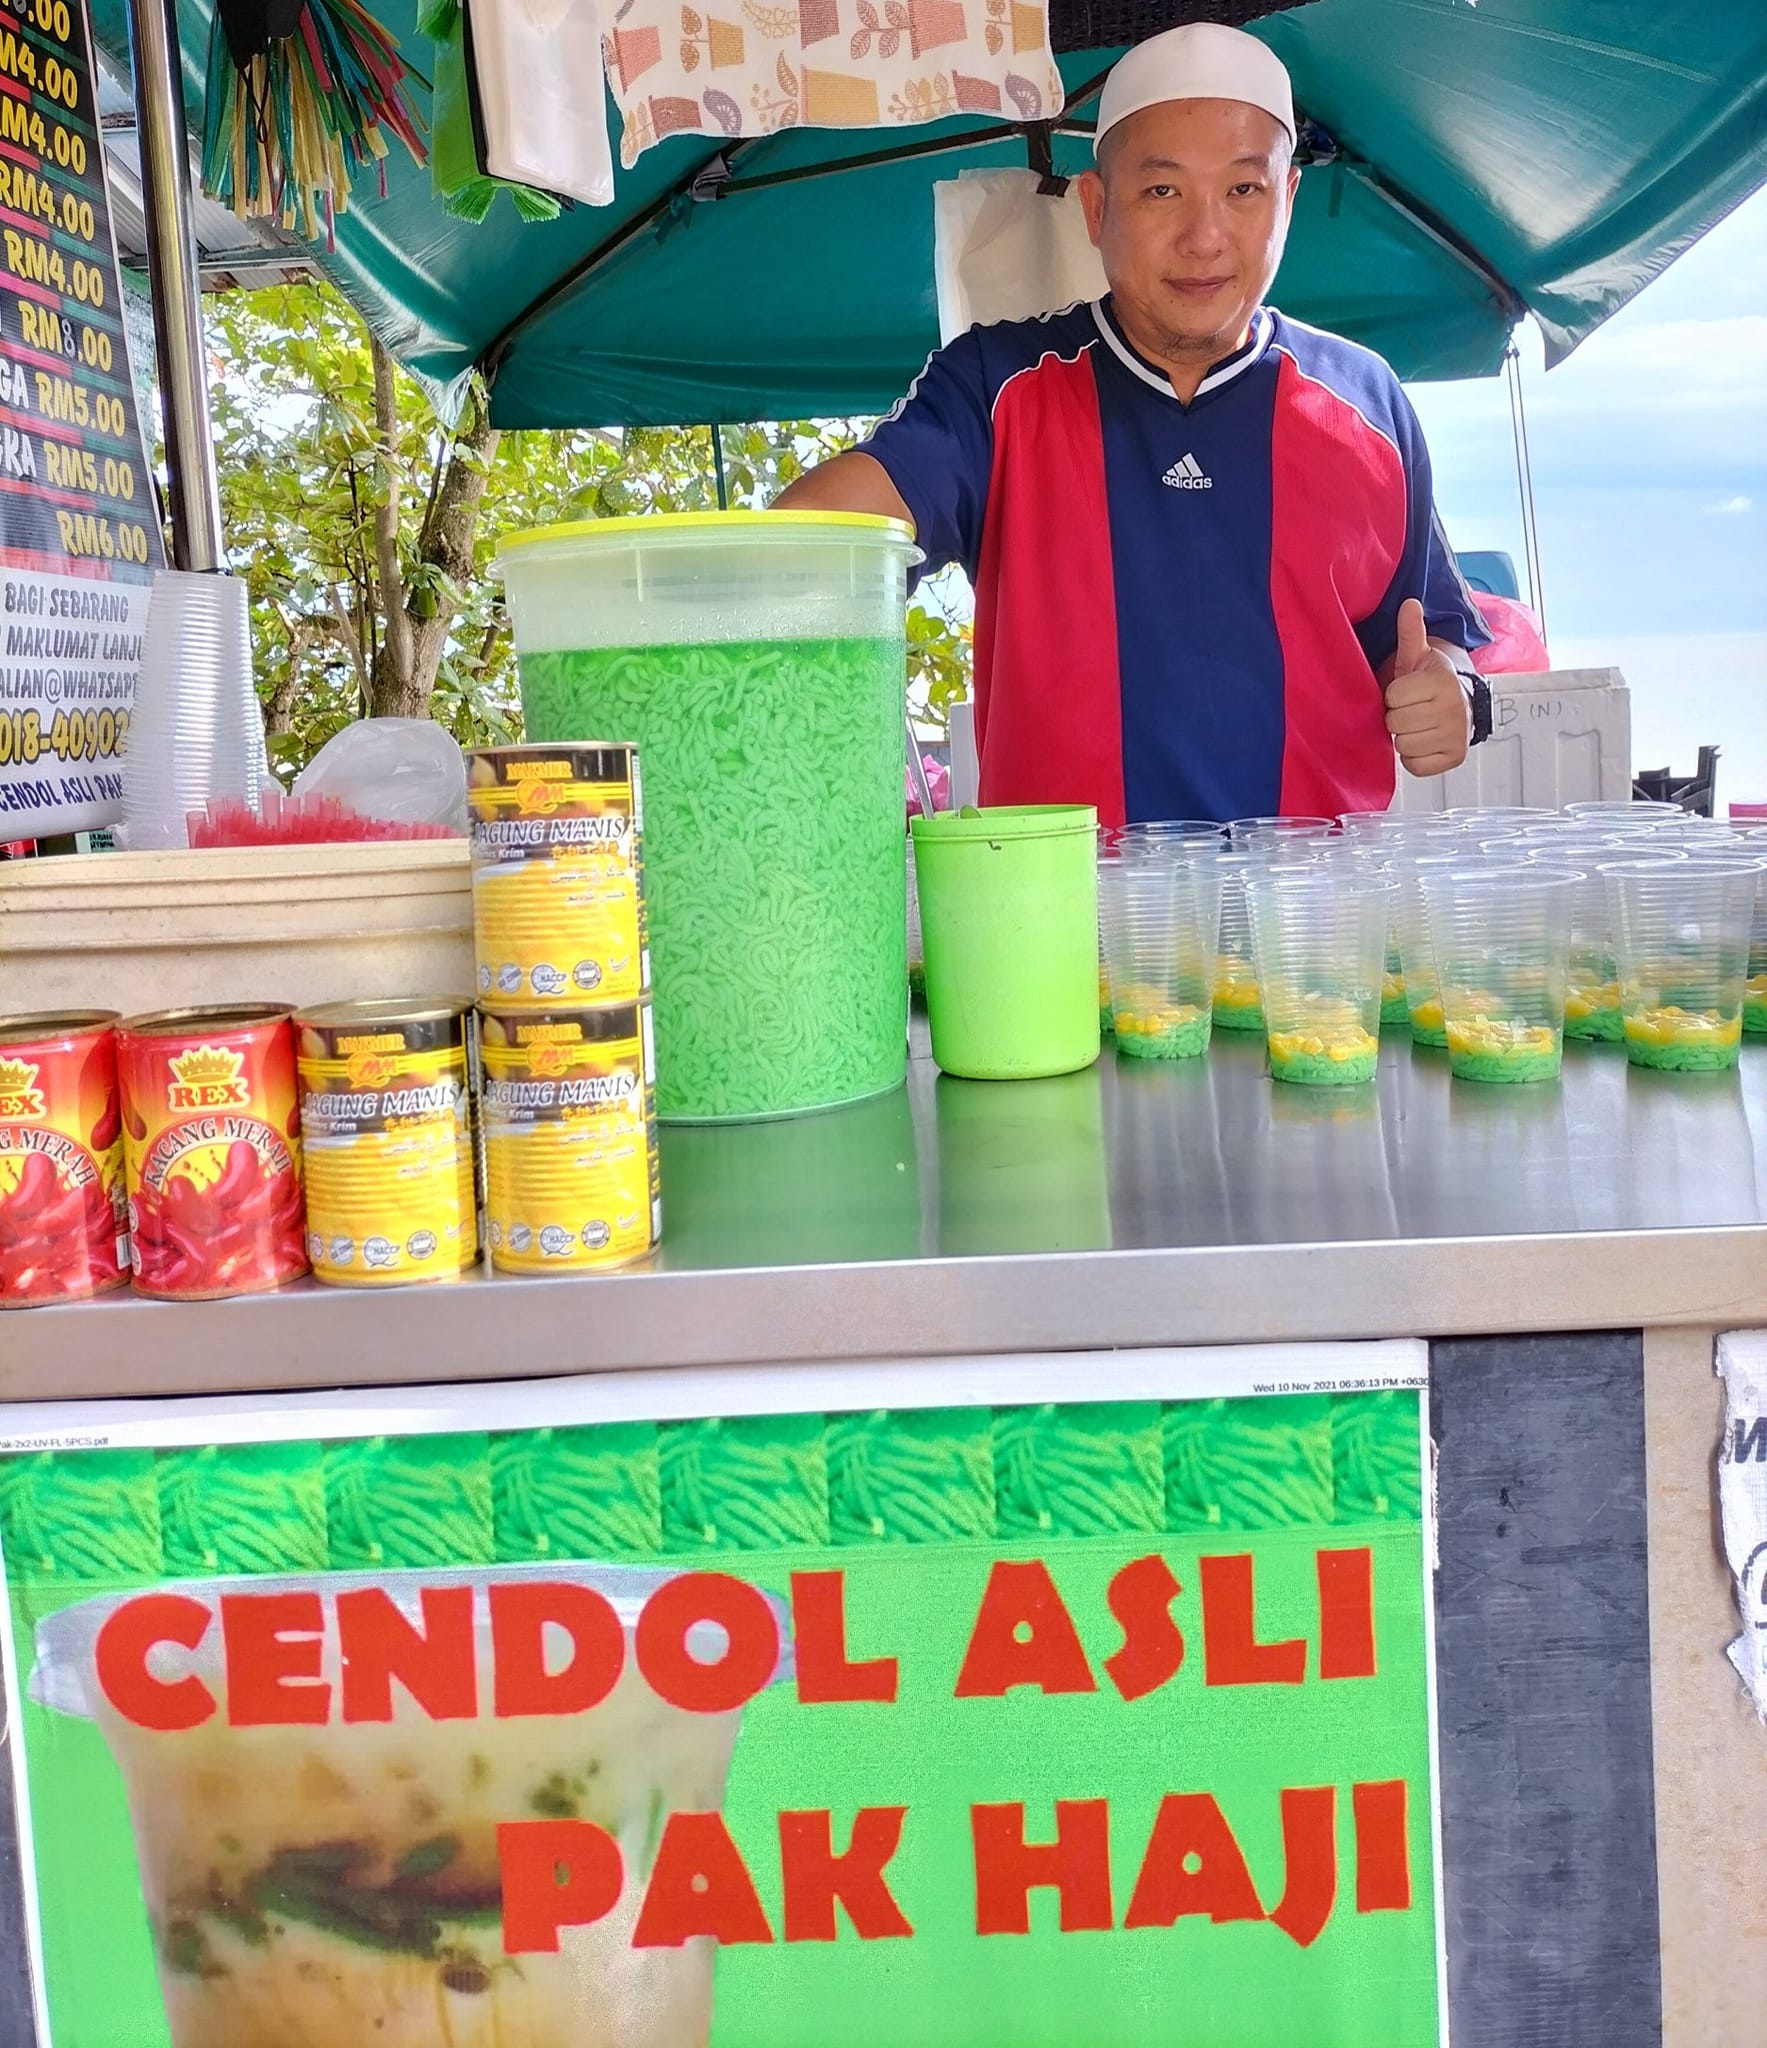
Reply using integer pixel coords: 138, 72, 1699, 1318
1245, 864, 1392, 1086
1520, 832, 1654, 1043
1442, 806, 1560, 829
1600, 855, 1762, 1071
1100, 851, 1222, 1059
1421, 864, 1581, 1084
1228, 815, 1335, 849
1744, 830, 1767, 1037
1564, 799, 1687, 823
1389, 849, 1462, 1047
1118, 820, 1226, 856
1211, 850, 1265, 1032
500, 511, 918, 1122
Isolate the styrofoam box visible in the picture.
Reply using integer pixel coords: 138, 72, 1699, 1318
0, 842, 474, 1018
1398, 667, 1632, 812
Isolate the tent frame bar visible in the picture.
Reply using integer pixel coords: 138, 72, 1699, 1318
479, 73, 1527, 398
479, 69, 1115, 384
1338, 159, 1526, 318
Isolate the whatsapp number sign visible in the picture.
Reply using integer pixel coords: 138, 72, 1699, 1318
0, 0, 162, 838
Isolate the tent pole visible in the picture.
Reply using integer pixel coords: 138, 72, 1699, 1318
1505, 342, 1546, 635
710, 424, 728, 510
125, 0, 225, 571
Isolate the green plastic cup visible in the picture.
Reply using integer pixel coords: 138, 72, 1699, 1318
912, 805, 1100, 1079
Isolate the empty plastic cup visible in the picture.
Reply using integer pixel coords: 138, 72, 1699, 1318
1389, 849, 1462, 1047
1246, 864, 1392, 1085
1229, 815, 1335, 848
1212, 851, 1265, 1032
1119, 820, 1226, 854
1601, 856, 1762, 1071
913, 805, 1099, 1080
1100, 852, 1222, 1059
1421, 864, 1582, 1083
1443, 806, 1559, 829
1565, 799, 1687, 823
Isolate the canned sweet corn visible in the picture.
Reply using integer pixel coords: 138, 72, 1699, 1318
479, 1003, 660, 1274
295, 1000, 479, 1287
467, 743, 648, 1008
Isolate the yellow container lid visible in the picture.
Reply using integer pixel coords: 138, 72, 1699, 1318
499, 509, 915, 554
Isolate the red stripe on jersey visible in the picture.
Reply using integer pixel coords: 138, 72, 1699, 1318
1268, 351, 1407, 816
973, 349, 1126, 828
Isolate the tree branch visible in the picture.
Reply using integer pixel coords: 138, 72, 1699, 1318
370, 336, 412, 692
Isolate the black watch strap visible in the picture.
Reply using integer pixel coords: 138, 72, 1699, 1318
1457, 667, 1493, 745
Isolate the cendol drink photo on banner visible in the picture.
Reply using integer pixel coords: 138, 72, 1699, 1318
0, 1346, 1444, 2047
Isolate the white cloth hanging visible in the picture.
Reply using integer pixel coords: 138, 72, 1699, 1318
468, 0, 616, 206
932, 167, 1107, 345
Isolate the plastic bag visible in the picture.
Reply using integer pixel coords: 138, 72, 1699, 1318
1468, 592, 1552, 675
292, 719, 469, 831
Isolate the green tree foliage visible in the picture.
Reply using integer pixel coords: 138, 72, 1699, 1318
207, 281, 971, 776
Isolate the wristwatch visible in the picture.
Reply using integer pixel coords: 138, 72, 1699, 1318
1454, 664, 1494, 746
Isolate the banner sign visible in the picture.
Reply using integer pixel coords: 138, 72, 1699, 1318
0, 0, 163, 839
0, 1345, 1443, 2047
1717, 1331, 1767, 1717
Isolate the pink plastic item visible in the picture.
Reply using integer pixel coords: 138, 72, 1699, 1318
1469, 592, 1551, 675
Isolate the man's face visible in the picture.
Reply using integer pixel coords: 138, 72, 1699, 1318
1079, 99, 1299, 366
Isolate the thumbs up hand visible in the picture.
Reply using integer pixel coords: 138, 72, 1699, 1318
1384, 599, 1472, 777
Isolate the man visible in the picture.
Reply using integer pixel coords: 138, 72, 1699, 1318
775, 23, 1491, 825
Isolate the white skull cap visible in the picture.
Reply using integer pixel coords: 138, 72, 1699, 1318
1095, 23, 1296, 151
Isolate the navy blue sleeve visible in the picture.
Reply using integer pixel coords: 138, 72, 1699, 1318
859, 331, 995, 581
1355, 387, 1491, 672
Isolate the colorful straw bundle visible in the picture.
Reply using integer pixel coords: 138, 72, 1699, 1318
202, 0, 428, 245
188, 792, 462, 847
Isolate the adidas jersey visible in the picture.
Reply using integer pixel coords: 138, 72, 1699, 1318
861, 300, 1490, 826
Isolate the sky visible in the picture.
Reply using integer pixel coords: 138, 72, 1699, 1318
1405, 182, 1767, 642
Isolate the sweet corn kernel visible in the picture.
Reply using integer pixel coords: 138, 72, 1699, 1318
1408, 998, 1444, 1033
1565, 982, 1620, 1023
1622, 1005, 1742, 1050
1445, 1018, 1557, 1059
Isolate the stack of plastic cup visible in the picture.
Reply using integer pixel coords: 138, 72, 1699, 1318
1389, 849, 1463, 1047
1211, 850, 1266, 1032
120, 570, 264, 850
1420, 864, 1582, 1083
1744, 830, 1767, 1038
1601, 856, 1761, 1072
1099, 850, 1222, 1059
1245, 863, 1392, 1086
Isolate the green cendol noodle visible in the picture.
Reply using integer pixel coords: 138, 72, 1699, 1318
521, 637, 907, 1122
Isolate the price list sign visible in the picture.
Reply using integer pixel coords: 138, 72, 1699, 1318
0, 0, 161, 839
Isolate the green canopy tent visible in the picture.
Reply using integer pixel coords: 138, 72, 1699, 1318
91, 0, 1767, 429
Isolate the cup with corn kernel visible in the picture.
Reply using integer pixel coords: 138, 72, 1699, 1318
1100, 846, 1222, 1060
1419, 864, 1581, 1084
1244, 863, 1392, 1086
1600, 855, 1762, 1072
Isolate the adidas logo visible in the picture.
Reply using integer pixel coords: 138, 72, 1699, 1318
1163, 454, 1212, 490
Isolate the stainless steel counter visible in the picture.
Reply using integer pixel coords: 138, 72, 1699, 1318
4, 1031, 1764, 1399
